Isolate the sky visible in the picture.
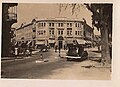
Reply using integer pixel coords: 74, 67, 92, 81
12, 3, 100, 35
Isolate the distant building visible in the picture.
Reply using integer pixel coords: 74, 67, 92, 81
84, 23, 94, 47
15, 18, 93, 48
93, 35, 101, 46
2, 3, 18, 57
15, 19, 36, 47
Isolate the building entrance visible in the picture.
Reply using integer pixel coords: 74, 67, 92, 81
58, 36, 64, 49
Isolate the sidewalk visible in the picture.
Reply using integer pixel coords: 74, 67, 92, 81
1, 49, 67, 66
1, 50, 39, 60
84, 47, 111, 69
1, 50, 40, 66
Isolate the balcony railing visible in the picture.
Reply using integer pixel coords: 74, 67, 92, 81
7, 13, 17, 21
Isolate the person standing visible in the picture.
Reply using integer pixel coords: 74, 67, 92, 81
109, 42, 112, 62
21, 41, 27, 57
14, 42, 19, 58
39, 47, 44, 61
78, 45, 84, 57
54, 43, 58, 52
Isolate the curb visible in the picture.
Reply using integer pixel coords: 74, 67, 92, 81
1, 55, 40, 67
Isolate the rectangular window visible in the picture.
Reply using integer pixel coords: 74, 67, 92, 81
75, 23, 77, 27
67, 23, 69, 27
67, 23, 72, 27
44, 23, 46, 27
58, 30, 63, 35
58, 30, 60, 35
58, 23, 64, 27
75, 31, 77, 35
61, 31, 63, 35
52, 30, 54, 35
49, 23, 51, 26
33, 30, 36, 32
67, 28, 72, 35
78, 31, 80, 35
70, 23, 72, 27
61, 23, 63, 27
38, 22, 46, 27
52, 23, 54, 27
44, 30, 46, 34
70, 31, 72, 35
49, 30, 51, 35
49, 28, 54, 35
75, 23, 81, 27
49, 23, 54, 27
58, 23, 60, 27
67, 31, 69, 35
41, 23, 43, 27
78, 23, 80, 27
41, 30, 43, 35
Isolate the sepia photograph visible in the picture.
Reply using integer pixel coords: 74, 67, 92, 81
1, 2, 112, 80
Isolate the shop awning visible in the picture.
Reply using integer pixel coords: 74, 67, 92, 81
36, 41, 45, 45
48, 40, 55, 43
66, 39, 73, 44
85, 41, 92, 44
76, 39, 85, 44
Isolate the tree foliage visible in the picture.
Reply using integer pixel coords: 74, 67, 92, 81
85, 4, 112, 34
59, 3, 84, 17
85, 4, 112, 63
59, 3, 113, 63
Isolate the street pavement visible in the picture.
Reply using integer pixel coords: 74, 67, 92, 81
1, 47, 111, 80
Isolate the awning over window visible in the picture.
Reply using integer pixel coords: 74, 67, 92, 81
36, 41, 45, 45
76, 39, 85, 44
85, 41, 92, 44
66, 40, 73, 44
48, 40, 55, 43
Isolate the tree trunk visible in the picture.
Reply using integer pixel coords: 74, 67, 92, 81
104, 26, 111, 63
100, 25, 111, 65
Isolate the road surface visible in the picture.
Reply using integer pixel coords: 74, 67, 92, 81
1, 48, 111, 80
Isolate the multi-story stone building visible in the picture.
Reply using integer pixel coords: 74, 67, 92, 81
15, 19, 36, 47
15, 18, 93, 48
2, 3, 18, 57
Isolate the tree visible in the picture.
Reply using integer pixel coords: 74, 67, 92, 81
59, 3, 112, 64
85, 4, 112, 64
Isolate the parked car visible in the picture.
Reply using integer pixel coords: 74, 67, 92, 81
37, 45, 49, 52
65, 44, 88, 61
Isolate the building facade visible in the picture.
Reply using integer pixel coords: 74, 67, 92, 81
15, 19, 36, 47
15, 18, 93, 48
2, 3, 18, 57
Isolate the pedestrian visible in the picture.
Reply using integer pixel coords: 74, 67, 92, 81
64, 45, 65, 50
109, 42, 112, 63
78, 45, 84, 57
29, 46, 32, 56
14, 42, 19, 58
9, 44, 15, 57
55, 44, 58, 52
15, 47, 18, 58
39, 48, 44, 61
27, 41, 32, 56
58, 46, 61, 57
21, 41, 27, 57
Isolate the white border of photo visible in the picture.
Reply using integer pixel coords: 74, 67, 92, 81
0, 0, 120, 87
